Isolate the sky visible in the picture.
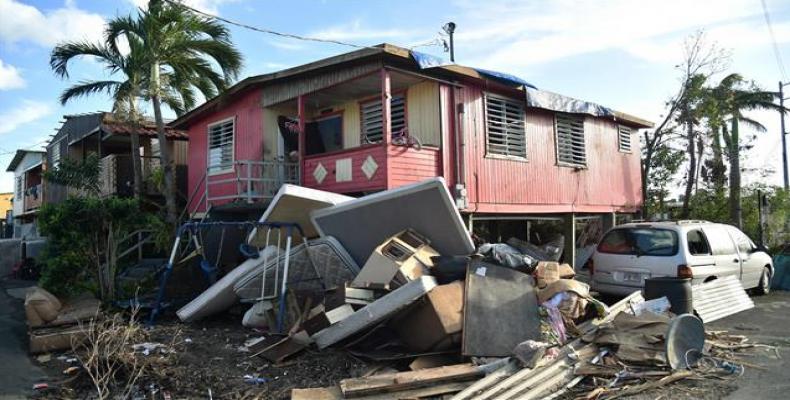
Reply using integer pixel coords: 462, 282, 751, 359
0, 0, 789, 194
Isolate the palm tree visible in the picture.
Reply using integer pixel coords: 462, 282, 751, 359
50, 39, 147, 198
107, 0, 243, 224
711, 73, 785, 227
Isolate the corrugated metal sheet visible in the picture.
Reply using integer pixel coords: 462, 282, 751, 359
457, 86, 642, 214
302, 145, 387, 194
692, 276, 754, 323
388, 145, 440, 188
262, 61, 381, 107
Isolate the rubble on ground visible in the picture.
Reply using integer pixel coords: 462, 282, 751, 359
24, 178, 773, 399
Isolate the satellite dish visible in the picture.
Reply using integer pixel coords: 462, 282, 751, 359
665, 314, 705, 370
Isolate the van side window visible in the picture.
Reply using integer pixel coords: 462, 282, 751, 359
687, 230, 711, 255
702, 226, 737, 256
727, 227, 754, 254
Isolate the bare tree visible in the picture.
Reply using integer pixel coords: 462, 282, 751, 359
641, 31, 729, 218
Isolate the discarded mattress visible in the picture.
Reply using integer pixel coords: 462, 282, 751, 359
313, 275, 438, 349
691, 275, 754, 323
248, 184, 353, 247
177, 246, 278, 322
234, 236, 360, 300
311, 178, 474, 266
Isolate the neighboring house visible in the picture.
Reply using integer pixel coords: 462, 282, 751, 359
170, 44, 652, 265
5, 150, 46, 238
45, 112, 188, 204
0, 192, 12, 238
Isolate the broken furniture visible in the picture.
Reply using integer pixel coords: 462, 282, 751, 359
311, 177, 474, 266
351, 229, 439, 289
24, 287, 101, 354
247, 184, 353, 247
462, 263, 541, 357
392, 280, 464, 352
312, 275, 438, 349
234, 236, 359, 300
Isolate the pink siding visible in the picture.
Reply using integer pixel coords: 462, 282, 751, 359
302, 145, 387, 193
388, 145, 441, 188
187, 88, 264, 213
456, 86, 642, 214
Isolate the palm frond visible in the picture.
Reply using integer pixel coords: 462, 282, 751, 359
59, 80, 123, 105
50, 42, 122, 78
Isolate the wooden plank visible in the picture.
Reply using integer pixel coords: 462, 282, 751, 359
340, 364, 482, 398
462, 263, 541, 357
293, 382, 470, 400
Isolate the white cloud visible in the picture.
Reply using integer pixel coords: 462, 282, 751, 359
0, 59, 25, 90
451, 0, 790, 70
308, 19, 418, 43
0, 100, 52, 135
0, 0, 106, 47
128, 0, 240, 14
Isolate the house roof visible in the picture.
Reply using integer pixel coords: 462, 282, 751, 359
6, 149, 45, 172
49, 112, 188, 147
170, 43, 653, 129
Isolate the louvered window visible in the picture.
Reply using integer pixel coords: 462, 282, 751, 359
208, 118, 234, 173
618, 125, 632, 153
555, 113, 586, 167
485, 94, 527, 158
16, 176, 23, 200
50, 140, 61, 168
361, 95, 406, 143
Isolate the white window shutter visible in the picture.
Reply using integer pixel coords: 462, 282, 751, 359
485, 95, 527, 158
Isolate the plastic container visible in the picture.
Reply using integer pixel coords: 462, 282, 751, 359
644, 277, 693, 315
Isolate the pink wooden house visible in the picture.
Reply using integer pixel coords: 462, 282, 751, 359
170, 44, 652, 264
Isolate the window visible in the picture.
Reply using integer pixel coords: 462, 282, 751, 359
618, 125, 632, 153
727, 227, 755, 254
305, 114, 343, 155
485, 94, 527, 158
15, 176, 23, 200
361, 95, 406, 143
687, 230, 711, 255
207, 118, 234, 173
597, 228, 679, 256
50, 140, 61, 169
555, 113, 586, 167
702, 226, 738, 256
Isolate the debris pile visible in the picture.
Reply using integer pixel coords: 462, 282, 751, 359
25, 178, 768, 399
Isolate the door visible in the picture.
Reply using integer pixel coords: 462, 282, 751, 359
726, 226, 763, 288
684, 228, 716, 285
701, 225, 741, 281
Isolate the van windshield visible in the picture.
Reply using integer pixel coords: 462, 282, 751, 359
598, 228, 679, 256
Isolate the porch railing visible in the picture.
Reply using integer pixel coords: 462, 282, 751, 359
205, 159, 300, 207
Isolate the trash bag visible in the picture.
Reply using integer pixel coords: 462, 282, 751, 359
477, 243, 537, 271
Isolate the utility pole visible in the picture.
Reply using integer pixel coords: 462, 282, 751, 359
781, 81, 789, 190
443, 22, 456, 62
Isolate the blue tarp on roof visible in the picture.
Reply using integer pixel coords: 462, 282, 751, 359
473, 68, 537, 89
410, 51, 452, 69
409, 50, 615, 118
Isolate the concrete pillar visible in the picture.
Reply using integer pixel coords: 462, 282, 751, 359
563, 213, 576, 267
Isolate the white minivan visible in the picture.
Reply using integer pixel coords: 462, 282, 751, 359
590, 221, 773, 296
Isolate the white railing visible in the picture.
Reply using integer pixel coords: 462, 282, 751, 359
205, 159, 300, 206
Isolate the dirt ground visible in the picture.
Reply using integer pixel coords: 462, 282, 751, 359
5, 279, 790, 399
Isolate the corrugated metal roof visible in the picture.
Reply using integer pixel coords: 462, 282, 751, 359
101, 121, 188, 140
692, 276, 754, 323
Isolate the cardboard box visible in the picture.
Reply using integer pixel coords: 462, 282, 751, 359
393, 281, 464, 352
303, 304, 355, 336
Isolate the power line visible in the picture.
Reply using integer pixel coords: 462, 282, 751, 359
162, 0, 381, 50
760, 0, 788, 81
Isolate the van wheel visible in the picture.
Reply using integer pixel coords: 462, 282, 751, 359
755, 267, 771, 296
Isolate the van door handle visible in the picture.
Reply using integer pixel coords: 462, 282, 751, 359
733, 258, 740, 263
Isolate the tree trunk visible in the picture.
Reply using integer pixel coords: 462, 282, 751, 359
151, 62, 178, 225
641, 150, 652, 219
729, 118, 742, 228
711, 126, 727, 194
681, 122, 696, 218
129, 101, 144, 199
